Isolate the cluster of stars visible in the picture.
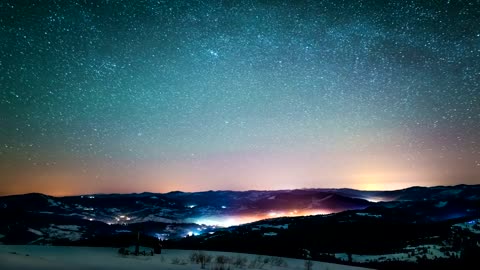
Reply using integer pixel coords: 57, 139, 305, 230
0, 0, 479, 195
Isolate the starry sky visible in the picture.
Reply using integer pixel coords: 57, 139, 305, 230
1, 0, 479, 196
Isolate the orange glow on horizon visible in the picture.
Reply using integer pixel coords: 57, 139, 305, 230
0, 146, 475, 196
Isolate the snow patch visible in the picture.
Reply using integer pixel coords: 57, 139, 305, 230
435, 201, 448, 208
453, 219, 480, 234
335, 244, 454, 263
56, 225, 81, 231
47, 199, 59, 207
43, 225, 83, 241
356, 213, 382, 218
140, 215, 175, 223
116, 230, 132, 233
27, 228, 43, 236
257, 224, 289, 229
439, 189, 462, 196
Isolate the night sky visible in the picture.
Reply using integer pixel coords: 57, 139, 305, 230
1, 0, 479, 196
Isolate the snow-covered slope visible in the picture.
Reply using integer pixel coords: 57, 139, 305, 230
0, 245, 371, 270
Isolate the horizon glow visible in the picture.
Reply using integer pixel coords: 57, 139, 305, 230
1, 1, 479, 196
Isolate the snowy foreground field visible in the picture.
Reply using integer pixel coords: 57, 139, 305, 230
0, 245, 371, 270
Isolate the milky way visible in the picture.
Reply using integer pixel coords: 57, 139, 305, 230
1, 0, 479, 195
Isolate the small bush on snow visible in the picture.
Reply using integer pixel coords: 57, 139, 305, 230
171, 257, 187, 265
269, 256, 287, 267
232, 255, 248, 268
212, 255, 233, 270
190, 251, 212, 268
248, 256, 268, 269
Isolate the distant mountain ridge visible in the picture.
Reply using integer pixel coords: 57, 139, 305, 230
0, 185, 479, 244
0, 188, 375, 224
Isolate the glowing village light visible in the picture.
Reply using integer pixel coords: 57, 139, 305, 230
195, 217, 242, 227
365, 197, 384, 203
186, 231, 199, 237
193, 210, 337, 228
154, 233, 169, 240
268, 211, 284, 217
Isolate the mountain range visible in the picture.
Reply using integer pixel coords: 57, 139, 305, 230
1, 185, 479, 269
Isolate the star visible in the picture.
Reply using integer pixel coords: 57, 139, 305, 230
0, 0, 478, 195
